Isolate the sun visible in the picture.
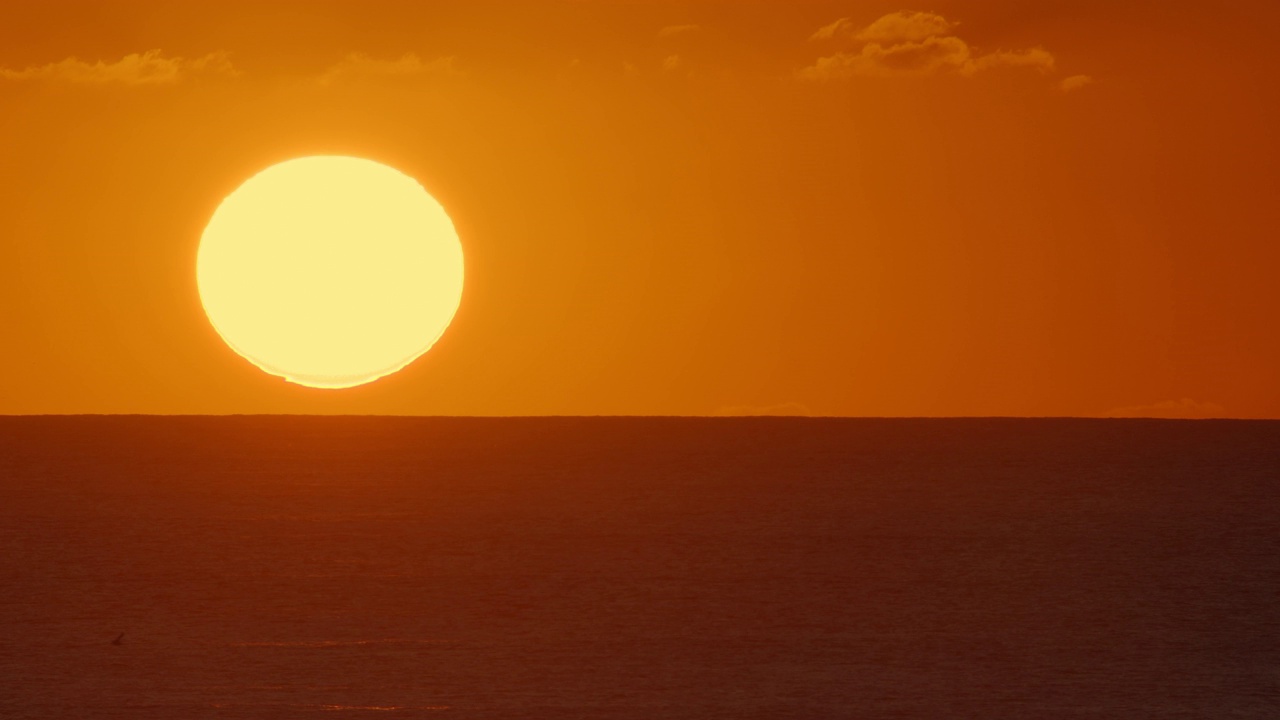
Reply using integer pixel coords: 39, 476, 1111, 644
196, 156, 464, 389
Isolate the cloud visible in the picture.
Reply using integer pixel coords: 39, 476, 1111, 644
1106, 398, 1227, 419
1060, 74, 1094, 92
970, 47, 1056, 74
658, 24, 700, 39
803, 35, 971, 79
662, 54, 683, 72
855, 11, 958, 44
0, 50, 235, 85
811, 11, 955, 43
715, 402, 813, 417
800, 11, 1054, 81
319, 53, 459, 83
810, 17, 859, 41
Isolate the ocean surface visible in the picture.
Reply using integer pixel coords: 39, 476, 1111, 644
1, 416, 1277, 718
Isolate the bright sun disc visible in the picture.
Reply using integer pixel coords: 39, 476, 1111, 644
197, 156, 464, 389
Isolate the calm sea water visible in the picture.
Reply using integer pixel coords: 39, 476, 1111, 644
1, 417, 1277, 718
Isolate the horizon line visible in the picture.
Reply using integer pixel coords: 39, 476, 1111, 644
0, 413, 1269, 421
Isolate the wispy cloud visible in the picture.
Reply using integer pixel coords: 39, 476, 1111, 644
0, 50, 235, 85
844, 10, 957, 44
1060, 74, 1094, 92
318, 53, 459, 84
801, 11, 1054, 81
810, 17, 859, 42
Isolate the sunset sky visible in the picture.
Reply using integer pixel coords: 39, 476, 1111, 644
2, 0, 1277, 417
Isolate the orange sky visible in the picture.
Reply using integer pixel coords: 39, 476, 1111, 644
2, 0, 1278, 417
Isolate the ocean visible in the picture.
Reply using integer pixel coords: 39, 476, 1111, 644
1, 416, 1277, 718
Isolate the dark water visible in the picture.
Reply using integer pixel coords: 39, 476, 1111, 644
1, 417, 1278, 718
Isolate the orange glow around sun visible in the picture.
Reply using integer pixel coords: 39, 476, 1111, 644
196, 156, 464, 389
4, 1, 1280, 417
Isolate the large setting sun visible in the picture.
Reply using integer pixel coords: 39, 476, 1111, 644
196, 156, 464, 389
